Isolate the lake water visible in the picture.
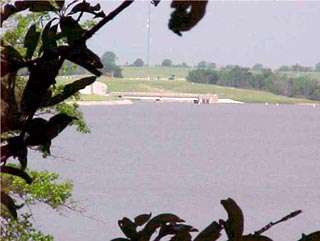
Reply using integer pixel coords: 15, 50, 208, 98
30, 103, 320, 241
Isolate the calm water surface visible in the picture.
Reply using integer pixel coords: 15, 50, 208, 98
30, 103, 320, 241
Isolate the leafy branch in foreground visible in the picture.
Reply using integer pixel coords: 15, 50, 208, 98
1, 169, 73, 240
113, 198, 318, 241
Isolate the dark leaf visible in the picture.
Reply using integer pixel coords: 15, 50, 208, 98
24, 118, 48, 146
46, 113, 76, 140
41, 20, 58, 52
60, 16, 85, 45
69, 2, 105, 18
242, 234, 273, 241
55, 0, 65, 10
152, 0, 161, 7
0, 4, 17, 26
169, 0, 208, 36
17, 146, 28, 170
43, 76, 96, 107
24, 24, 40, 59
134, 213, 152, 226
156, 223, 198, 241
0, 192, 19, 219
15, 0, 57, 12
299, 231, 320, 241
62, 45, 102, 76
169, 232, 192, 241
21, 53, 61, 116
1, 45, 25, 77
6, 136, 27, 169
118, 217, 138, 239
110, 239, 130, 241
1, 73, 21, 133
0, 166, 32, 184
140, 213, 185, 241
39, 141, 52, 158
193, 221, 222, 241
220, 198, 244, 240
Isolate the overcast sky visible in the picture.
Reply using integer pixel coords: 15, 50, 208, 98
88, 1, 320, 68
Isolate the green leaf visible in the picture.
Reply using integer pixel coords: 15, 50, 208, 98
134, 213, 152, 226
220, 198, 244, 240
1, 166, 32, 184
193, 221, 222, 241
24, 24, 40, 60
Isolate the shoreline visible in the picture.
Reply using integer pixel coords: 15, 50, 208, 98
68, 99, 319, 107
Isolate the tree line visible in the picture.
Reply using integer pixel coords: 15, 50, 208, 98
187, 66, 320, 101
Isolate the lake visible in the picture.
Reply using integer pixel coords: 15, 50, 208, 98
30, 103, 320, 241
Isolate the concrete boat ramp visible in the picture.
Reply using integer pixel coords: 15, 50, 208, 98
112, 92, 243, 104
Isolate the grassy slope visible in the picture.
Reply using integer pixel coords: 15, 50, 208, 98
101, 78, 318, 104
121, 66, 190, 79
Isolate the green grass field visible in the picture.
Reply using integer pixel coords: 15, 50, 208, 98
121, 66, 190, 79
100, 77, 318, 104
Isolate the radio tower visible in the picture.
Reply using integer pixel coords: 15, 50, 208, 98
146, 3, 151, 67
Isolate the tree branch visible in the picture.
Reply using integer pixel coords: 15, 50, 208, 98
80, 0, 134, 42
254, 210, 302, 235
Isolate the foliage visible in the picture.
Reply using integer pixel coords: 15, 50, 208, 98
133, 58, 144, 67
113, 198, 319, 241
197, 61, 216, 69
187, 66, 320, 100
1, 168, 73, 240
252, 63, 263, 71
1, 213, 54, 241
101, 51, 123, 77
315, 62, 320, 72
186, 68, 218, 84
161, 59, 173, 67
1, 1, 319, 240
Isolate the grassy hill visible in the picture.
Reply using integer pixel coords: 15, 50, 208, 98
100, 77, 318, 104
121, 66, 190, 79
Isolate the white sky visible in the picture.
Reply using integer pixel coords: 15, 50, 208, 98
88, 1, 320, 68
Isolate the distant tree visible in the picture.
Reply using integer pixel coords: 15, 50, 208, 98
161, 58, 173, 67
187, 69, 219, 84
315, 62, 320, 72
208, 62, 216, 69
181, 62, 189, 67
290, 64, 312, 72
278, 65, 290, 72
101, 51, 122, 77
197, 61, 207, 68
252, 63, 263, 71
133, 58, 144, 67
